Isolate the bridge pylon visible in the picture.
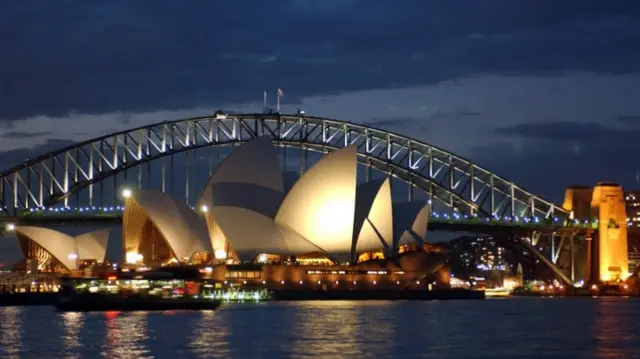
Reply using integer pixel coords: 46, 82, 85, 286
562, 183, 629, 283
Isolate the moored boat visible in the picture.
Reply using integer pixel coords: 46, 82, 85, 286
55, 292, 222, 312
55, 268, 224, 312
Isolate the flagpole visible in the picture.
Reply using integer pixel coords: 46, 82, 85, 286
276, 90, 280, 112
263, 91, 267, 109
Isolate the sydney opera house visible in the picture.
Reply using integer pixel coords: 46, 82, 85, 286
9, 137, 449, 289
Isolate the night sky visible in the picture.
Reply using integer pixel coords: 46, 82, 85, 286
2, 1, 640, 202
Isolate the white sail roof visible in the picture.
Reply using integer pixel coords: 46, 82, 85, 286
275, 145, 358, 259
196, 136, 285, 218
123, 190, 211, 260
210, 205, 322, 260
14, 226, 110, 270
392, 202, 431, 252
352, 178, 394, 260
74, 229, 110, 261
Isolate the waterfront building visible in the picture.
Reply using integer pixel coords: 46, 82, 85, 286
625, 191, 640, 272
5, 137, 448, 290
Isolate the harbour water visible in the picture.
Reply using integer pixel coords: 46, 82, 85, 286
1, 298, 640, 358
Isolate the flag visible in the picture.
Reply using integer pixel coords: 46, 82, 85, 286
278, 88, 284, 97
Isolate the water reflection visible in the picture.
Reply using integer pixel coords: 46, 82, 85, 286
0, 307, 22, 359
0, 299, 640, 358
593, 298, 640, 359
290, 301, 394, 359
101, 311, 152, 359
62, 312, 82, 359
190, 310, 230, 358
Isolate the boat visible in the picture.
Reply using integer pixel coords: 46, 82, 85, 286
484, 288, 512, 298
55, 292, 222, 312
54, 268, 224, 312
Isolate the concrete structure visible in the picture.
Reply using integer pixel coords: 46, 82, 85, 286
591, 183, 629, 281
196, 136, 286, 260
562, 184, 630, 283
10, 226, 110, 271
119, 138, 435, 273
562, 185, 593, 221
352, 178, 394, 261
275, 146, 358, 262
206, 251, 450, 291
122, 190, 211, 265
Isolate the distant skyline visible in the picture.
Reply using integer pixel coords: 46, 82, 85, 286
1, 1, 640, 203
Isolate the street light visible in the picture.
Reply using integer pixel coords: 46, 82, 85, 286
200, 205, 208, 213
5, 223, 15, 232
121, 188, 132, 198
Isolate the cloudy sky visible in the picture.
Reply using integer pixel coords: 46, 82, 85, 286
2, 0, 640, 205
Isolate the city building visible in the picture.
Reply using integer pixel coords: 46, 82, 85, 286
625, 191, 640, 273
625, 191, 640, 229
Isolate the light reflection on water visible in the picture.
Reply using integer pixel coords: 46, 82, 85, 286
0, 306, 21, 359
62, 312, 82, 359
0, 298, 640, 358
102, 311, 152, 359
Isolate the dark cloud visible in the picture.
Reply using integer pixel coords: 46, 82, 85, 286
1, 0, 639, 119
365, 118, 421, 128
617, 115, 640, 124
455, 110, 483, 117
495, 121, 639, 142
473, 120, 640, 201
0, 139, 76, 173
0, 130, 53, 139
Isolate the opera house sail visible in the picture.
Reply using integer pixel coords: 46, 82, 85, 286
2, 134, 447, 292
352, 178, 394, 262
13, 226, 110, 271
122, 189, 211, 265
115, 137, 434, 268
194, 136, 321, 260
275, 145, 359, 262
392, 202, 431, 252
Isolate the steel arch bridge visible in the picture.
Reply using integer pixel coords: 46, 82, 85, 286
0, 113, 568, 221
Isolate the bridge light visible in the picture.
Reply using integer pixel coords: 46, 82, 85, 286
5, 223, 15, 232
200, 205, 209, 213
121, 188, 132, 198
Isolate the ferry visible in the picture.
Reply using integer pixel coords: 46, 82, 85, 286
55, 292, 223, 312
54, 267, 226, 312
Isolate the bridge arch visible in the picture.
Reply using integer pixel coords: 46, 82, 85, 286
0, 113, 566, 219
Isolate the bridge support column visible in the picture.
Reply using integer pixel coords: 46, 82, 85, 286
591, 183, 629, 282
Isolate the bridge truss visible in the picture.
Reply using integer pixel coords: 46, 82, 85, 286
0, 113, 567, 220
